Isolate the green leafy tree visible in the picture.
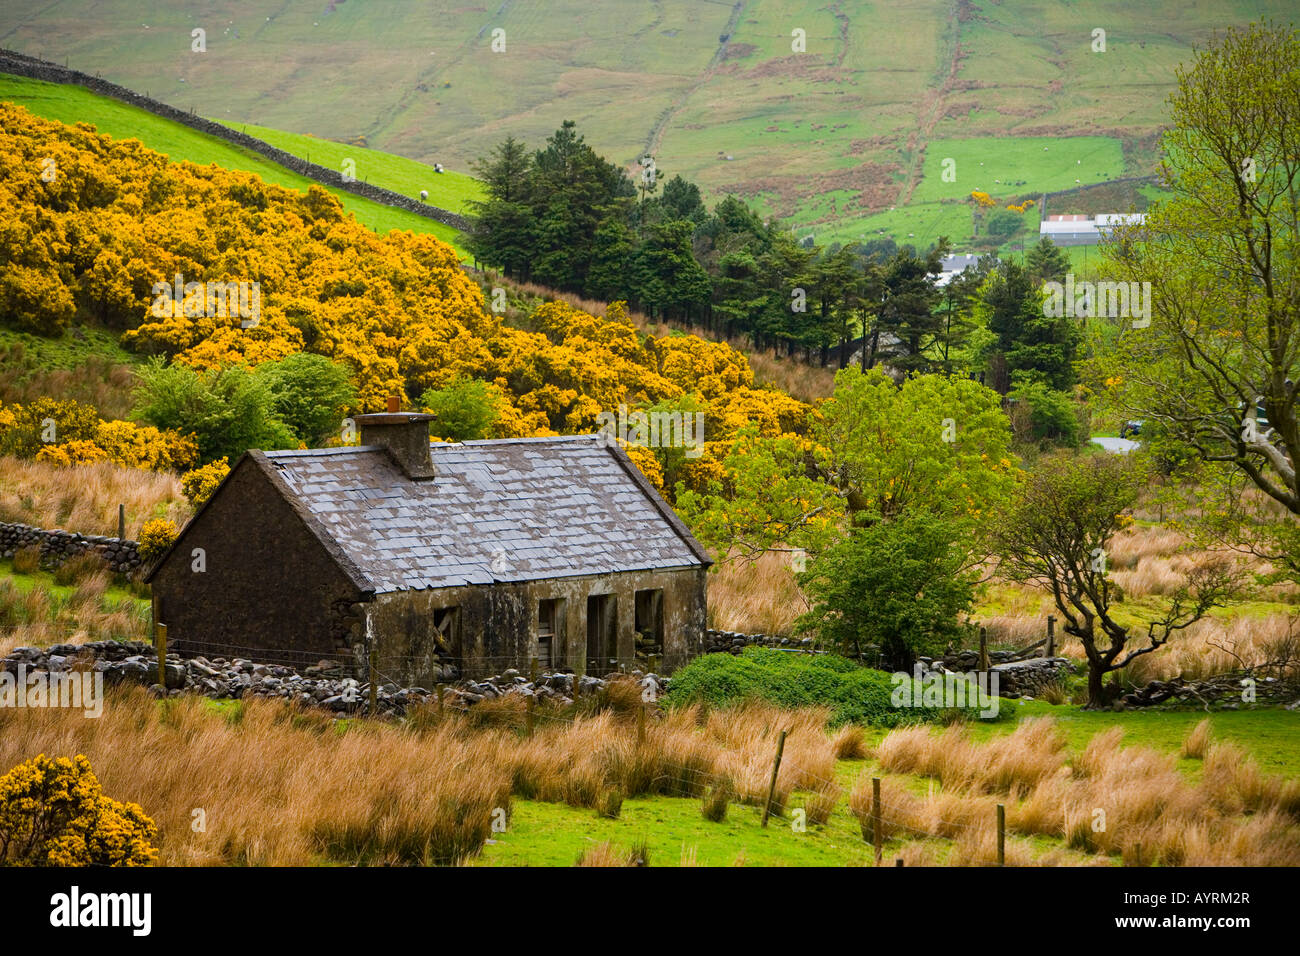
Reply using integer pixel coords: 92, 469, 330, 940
818, 367, 1018, 528
1097, 23, 1300, 580
796, 513, 977, 669
1007, 381, 1082, 448
132, 358, 298, 464
675, 425, 844, 563
991, 454, 1238, 707
254, 353, 356, 446
420, 376, 501, 441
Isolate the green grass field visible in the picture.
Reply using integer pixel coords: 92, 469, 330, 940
2, 0, 1292, 248
0, 74, 470, 255
475, 702, 1299, 866
228, 120, 483, 214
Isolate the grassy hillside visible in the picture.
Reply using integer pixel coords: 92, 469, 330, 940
1, 0, 1291, 248
0, 73, 469, 254
230, 119, 483, 214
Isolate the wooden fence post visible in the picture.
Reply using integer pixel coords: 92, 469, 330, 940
637, 698, 646, 746
760, 730, 788, 828
873, 777, 883, 864
118, 503, 125, 541
530, 656, 538, 686
978, 626, 989, 672
1046, 615, 1056, 658
997, 803, 1006, 866
526, 692, 535, 737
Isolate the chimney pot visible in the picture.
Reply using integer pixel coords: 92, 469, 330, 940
386, 395, 400, 413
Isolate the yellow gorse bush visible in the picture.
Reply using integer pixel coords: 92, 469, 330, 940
0, 754, 158, 866
137, 518, 179, 562
0, 104, 814, 498
180, 458, 231, 507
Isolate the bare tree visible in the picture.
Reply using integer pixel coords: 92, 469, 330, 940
992, 455, 1239, 707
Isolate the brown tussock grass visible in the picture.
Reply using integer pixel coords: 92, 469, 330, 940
0, 455, 188, 537
877, 718, 1300, 866
707, 549, 805, 634
874, 718, 1066, 795
803, 782, 841, 826
1181, 718, 1212, 759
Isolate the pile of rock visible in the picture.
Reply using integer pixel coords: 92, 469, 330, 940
705, 629, 816, 654
989, 658, 1076, 697
447, 668, 666, 707
0, 642, 668, 718
940, 648, 1029, 670
1120, 673, 1299, 709
0, 522, 142, 574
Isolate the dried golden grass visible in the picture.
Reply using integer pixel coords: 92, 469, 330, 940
0, 688, 513, 865
706, 550, 805, 634
876, 718, 1300, 866
874, 718, 1066, 795
0, 455, 188, 537
1181, 718, 1212, 759
803, 782, 841, 826
830, 724, 867, 760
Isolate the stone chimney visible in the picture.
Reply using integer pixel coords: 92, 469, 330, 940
355, 397, 435, 479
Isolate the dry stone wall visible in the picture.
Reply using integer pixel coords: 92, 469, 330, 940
0, 522, 141, 574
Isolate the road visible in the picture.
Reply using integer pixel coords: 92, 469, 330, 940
1091, 436, 1139, 454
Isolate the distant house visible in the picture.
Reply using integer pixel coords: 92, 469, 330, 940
1039, 213, 1145, 246
936, 253, 986, 288
146, 413, 711, 683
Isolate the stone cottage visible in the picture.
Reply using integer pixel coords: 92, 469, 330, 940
145, 413, 711, 684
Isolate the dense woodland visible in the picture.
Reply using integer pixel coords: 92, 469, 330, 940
467, 120, 1083, 393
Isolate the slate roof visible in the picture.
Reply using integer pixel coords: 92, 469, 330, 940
255, 435, 710, 593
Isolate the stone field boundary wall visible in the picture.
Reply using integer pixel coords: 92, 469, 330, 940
0, 522, 141, 574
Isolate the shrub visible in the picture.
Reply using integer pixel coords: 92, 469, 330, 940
0, 754, 158, 866
595, 788, 624, 819
254, 354, 356, 446
53, 551, 110, 587
1008, 382, 1081, 448
701, 784, 730, 822
12, 545, 41, 575
663, 647, 964, 726
0, 397, 100, 459
420, 376, 501, 442
181, 458, 231, 508
137, 518, 179, 563
796, 513, 978, 670
131, 359, 298, 464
